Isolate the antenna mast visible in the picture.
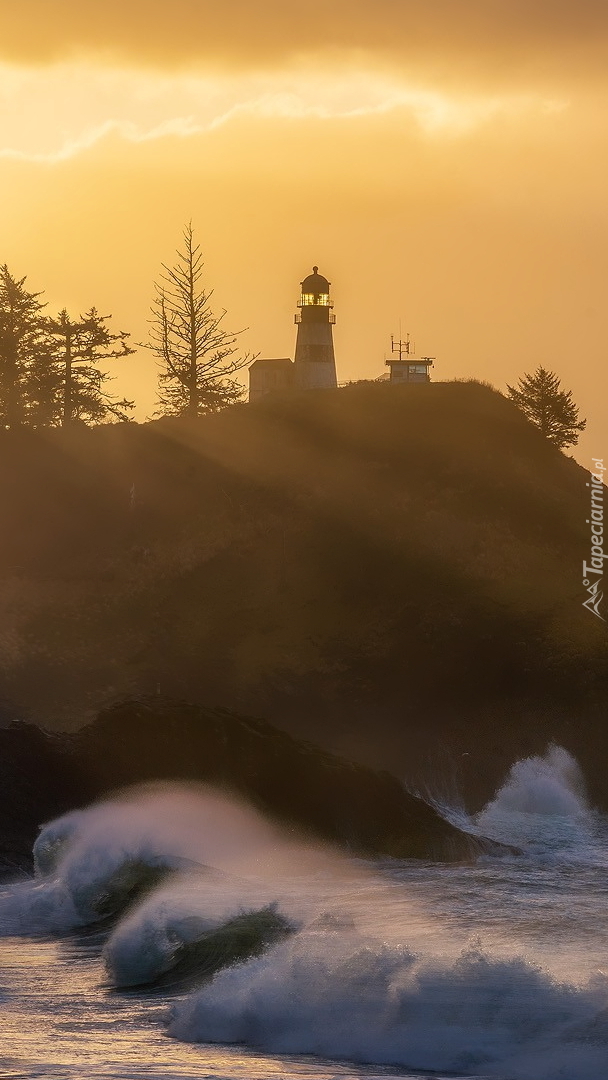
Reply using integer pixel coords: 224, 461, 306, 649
390, 333, 414, 361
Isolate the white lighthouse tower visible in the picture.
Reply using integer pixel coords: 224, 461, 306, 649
293, 266, 338, 390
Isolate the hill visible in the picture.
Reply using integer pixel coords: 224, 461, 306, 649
0, 380, 604, 810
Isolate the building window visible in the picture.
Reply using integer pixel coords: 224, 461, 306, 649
408, 364, 429, 375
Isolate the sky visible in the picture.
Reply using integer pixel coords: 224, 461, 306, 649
0, 1, 606, 458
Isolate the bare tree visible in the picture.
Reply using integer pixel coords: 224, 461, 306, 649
143, 224, 255, 417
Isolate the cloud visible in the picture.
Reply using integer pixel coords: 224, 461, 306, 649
0, 60, 567, 164
0, 118, 203, 164
1, 1, 608, 84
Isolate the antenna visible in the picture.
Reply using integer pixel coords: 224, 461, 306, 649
391, 333, 412, 361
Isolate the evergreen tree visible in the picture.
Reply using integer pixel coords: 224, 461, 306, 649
507, 367, 586, 450
39, 308, 134, 426
143, 224, 254, 417
0, 265, 50, 428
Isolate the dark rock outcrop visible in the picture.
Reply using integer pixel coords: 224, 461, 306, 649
0, 698, 510, 874
0, 723, 84, 872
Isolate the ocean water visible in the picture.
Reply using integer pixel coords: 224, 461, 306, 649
0, 748, 607, 1080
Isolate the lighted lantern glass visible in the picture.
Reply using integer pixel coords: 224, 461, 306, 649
300, 293, 331, 306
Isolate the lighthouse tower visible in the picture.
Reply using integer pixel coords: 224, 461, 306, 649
294, 266, 338, 390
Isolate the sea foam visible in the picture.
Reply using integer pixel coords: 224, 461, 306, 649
476, 745, 596, 851
170, 928, 608, 1080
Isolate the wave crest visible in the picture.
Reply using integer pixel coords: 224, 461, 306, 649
170, 930, 608, 1080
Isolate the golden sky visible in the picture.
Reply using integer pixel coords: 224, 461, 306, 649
0, 1, 606, 457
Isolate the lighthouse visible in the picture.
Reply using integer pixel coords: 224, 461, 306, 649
293, 267, 338, 390
248, 264, 338, 401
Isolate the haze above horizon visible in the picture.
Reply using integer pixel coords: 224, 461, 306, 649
0, 1, 606, 457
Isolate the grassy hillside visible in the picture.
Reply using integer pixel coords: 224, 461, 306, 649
0, 380, 604, 808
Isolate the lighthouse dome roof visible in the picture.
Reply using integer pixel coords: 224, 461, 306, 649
300, 266, 330, 293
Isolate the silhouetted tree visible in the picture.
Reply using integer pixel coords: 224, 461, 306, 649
0, 266, 50, 428
507, 367, 586, 450
143, 224, 254, 417
38, 308, 134, 426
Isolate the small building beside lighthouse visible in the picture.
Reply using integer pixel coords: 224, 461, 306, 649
385, 335, 434, 384
249, 266, 338, 402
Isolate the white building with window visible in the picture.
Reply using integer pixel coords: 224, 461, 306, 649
385, 356, 434, 383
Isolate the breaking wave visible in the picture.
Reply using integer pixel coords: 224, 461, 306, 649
1, 752, 607, 1080
0, 785, 333, 936
170, 929, 608, 1080
481, 745, 588, 819
102, 874, 296, 988
476, 745, 597, 852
